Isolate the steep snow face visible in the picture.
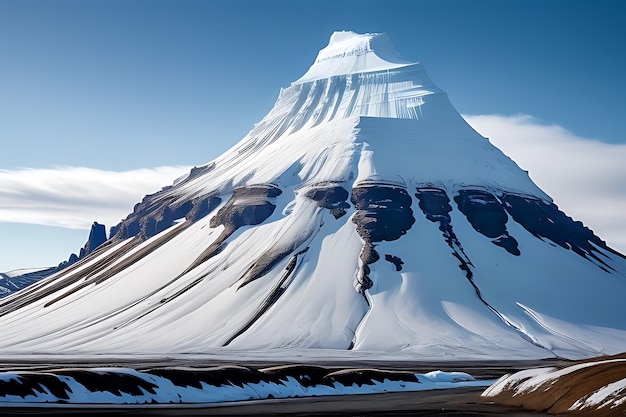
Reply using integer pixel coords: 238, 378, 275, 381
152, 35, 543, 205
295, 31, 415, 83
102, 31, 545, 245
0, 31, 625, 359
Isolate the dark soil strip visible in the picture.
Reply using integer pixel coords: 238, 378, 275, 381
0, 237, 143, 316
223, 249, 308, 346
417, 187, 547, 350
42, 221, 192, 308
183, 185, 281, 276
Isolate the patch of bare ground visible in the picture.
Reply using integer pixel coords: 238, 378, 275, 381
482, 352, 626, 416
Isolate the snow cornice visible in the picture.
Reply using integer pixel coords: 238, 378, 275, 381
294, 31, 417, 84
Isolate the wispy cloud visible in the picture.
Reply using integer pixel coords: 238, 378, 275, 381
464, 114, 626, 255
0, 166, 192, 229
2, 117, 625, 257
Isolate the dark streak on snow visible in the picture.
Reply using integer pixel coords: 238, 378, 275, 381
454, 190, 520, 256
232, 185, 347, 289
224, 249, 309, 347
115, 185, 285, 329
184, 184, 282, 276
502, 193, 625, 270
238, 249, 293, 289
237, 240, 309, 290
416, 187, 475, 281
416, 187, 464, 249
416, 187, 509, 324
114, 275, 207, 330
0, 236, 144, 317
351, 185, 415, 294
43, 222, 193, 308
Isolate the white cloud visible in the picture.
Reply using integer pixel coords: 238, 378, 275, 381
0, 166, 192, 229
1, 117, 625, 258
464, 114, 626, 255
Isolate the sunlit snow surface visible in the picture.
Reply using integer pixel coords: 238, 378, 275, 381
0, 366, 489, 406
0, 31, 625, 359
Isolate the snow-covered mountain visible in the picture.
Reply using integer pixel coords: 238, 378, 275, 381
0, 267, 55, 297
0, 31, 624, 359
0, 222, 108, 298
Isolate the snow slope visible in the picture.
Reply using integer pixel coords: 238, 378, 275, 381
0, 31, 624, 359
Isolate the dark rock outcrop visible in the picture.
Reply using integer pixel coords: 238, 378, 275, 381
183, 184, 282, 276
304, 183, 350, 218
502, 193, 625, 270
83, 222, 107, 255
108, 194, 221, 242
351, 184, 415, 293
454, 189, 520, 256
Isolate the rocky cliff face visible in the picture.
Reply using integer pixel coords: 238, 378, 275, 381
56, 221, 109, 271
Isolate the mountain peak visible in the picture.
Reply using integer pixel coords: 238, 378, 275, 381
294, 31, 415, 84
0, 31, 625, 360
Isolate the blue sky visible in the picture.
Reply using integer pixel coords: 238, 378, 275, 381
1, 0, 625, 271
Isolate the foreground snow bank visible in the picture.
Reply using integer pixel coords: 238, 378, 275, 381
481, 353, 626, 416
0, 365, 490, 406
